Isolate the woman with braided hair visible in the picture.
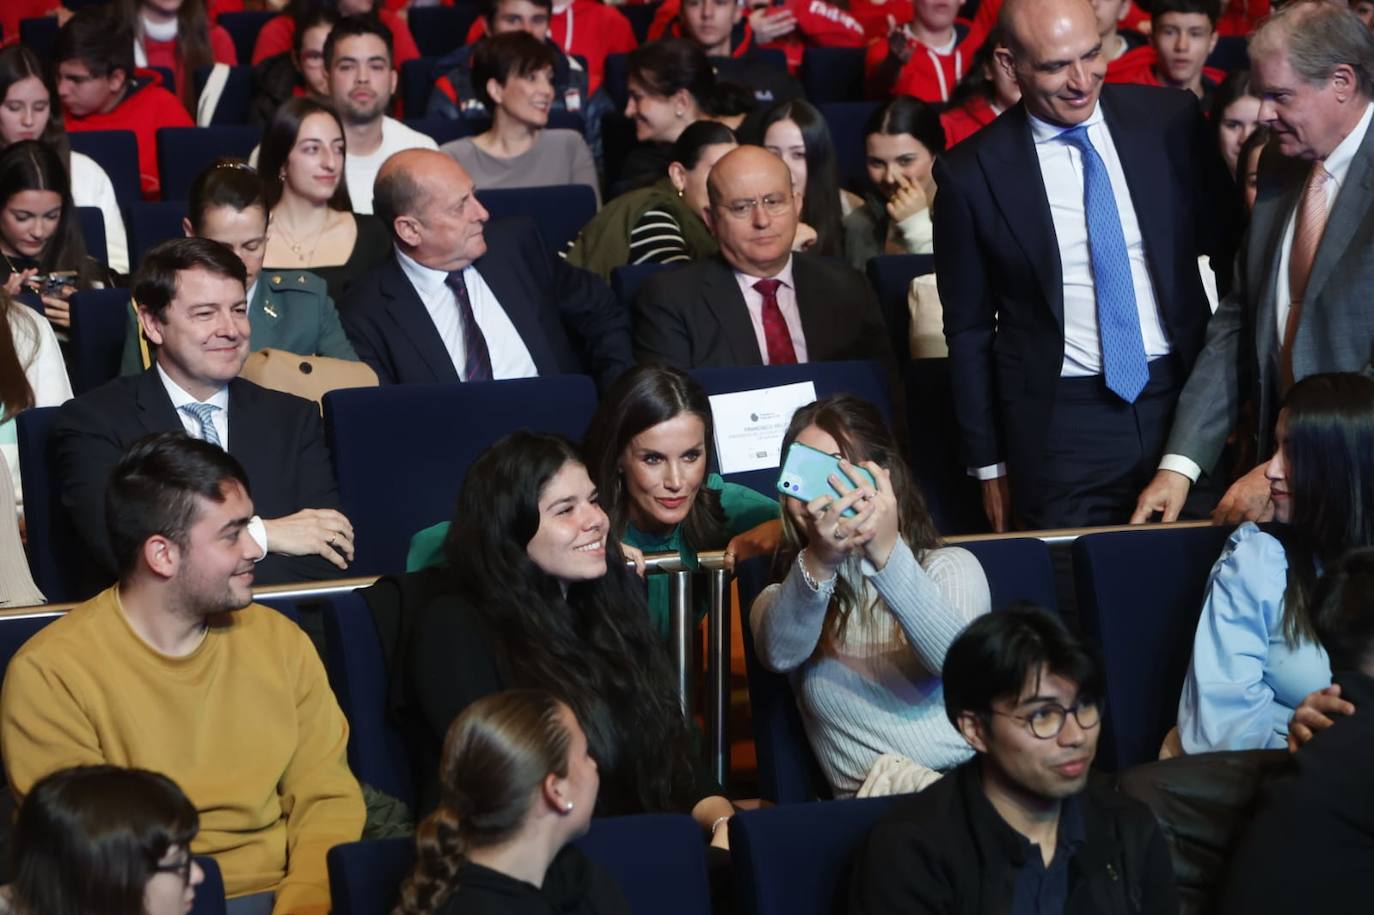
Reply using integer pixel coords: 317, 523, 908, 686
393, 689, 628, 915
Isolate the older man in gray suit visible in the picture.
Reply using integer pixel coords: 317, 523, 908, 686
1133, 1, 1374, 524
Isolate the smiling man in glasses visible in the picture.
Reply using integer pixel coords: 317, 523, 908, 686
633, 145, 895, 382
850, 606, 1180, 915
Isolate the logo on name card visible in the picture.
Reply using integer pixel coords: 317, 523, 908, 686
708, 381, 818, 475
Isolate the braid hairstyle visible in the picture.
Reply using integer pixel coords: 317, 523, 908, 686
394, 690, 573, 915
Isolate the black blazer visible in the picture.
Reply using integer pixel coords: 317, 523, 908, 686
337, 218, 632, 391
53, 370, 344, 586
932, 84, 1237, 489
632, 253, 898, 380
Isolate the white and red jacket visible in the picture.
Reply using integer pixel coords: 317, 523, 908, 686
649, 0, 865, 72
864, 25, 980, 102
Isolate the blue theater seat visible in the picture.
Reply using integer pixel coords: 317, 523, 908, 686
158, 126, 261, 201
191, 856, 227, 915
401, 57, 438, 117
408, 4, 482, 58
730, 796, 900, 915
322, 375, 600, 576
69, 131, 141, 215
961, 536, 1059, 613
620, 1, 661, 43
603, 52, 632, 111
327, 836, 411, 915
76, 206, 108, 267
193, 65, 254, 125
819, 101, 881, 192
0, 611, 63, 680
801, 47, 866, 105
321, 590, 415, 808
478, 184, 598, 253
68, 289, 131, 395
866, 253, 936, 367
19, 18, 59, 60
689, 360, 892, 497
1074, 524, 1236, 770
219, 11, 276, 65
130, 201, 189, 268
904, 357, 989, 536
611, 261, 675, 315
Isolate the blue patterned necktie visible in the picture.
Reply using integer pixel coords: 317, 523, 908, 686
180, 402, 222, 448
1059, 125, 1149, 404
444, 270, 493, 383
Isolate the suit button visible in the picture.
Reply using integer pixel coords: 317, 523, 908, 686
299, 361, 313, 374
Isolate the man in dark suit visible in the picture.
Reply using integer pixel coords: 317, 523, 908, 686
934, 0, 1234, 530
55, 238, 354, 586
633, 145, 895, 380
1134, 1, 1374, 525
338, 149, 631, 390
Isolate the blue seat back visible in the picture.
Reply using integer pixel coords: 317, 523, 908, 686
0, 612, 63, 684
690, 360, 892, 497
1073, 525, 1234, 770
818, 101, 881, 192
1207, 35, 1248, 72
327, 836, 412, 915
158, 126, 261, 200
620, 1, 660, 42
865, 253, 936, 367
321, 590, 415, 807
575, 814, 712, 915
19, 17, 59, 59
960, 537, 1059, 613
69, 131, 141, 215
190, 856, 227, 915
193, 65, 254, 125
904, 358, 988, 535
219, 11, 276, 64
76, 207, 107, 267
611, 262, 674, 315
322, 376, 600, 576
130, 201, 189, 268
800, 47, 866, 104
731, 797, 900, 915
603, 53, 632, 110
68, 289, 131, 395
401, 57, 438, 117
478, 184, 598, 253
408, 5, 482, 58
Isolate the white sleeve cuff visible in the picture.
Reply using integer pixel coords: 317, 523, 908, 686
246, 515, 268, 562
968, 464, 1007, 481
1158, 454, 1203, 483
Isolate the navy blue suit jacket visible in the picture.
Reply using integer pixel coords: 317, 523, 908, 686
338, 217, 632, 391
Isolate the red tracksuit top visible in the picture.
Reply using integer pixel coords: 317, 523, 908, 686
63, 70, 193, 199
864, 25, 978, 103
648, 0, 865, 72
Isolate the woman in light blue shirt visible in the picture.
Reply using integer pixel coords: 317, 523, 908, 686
1178, 373, 1374, 753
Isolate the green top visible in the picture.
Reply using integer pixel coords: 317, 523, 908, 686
564, 177, 719, 282
405, 474, 779, 639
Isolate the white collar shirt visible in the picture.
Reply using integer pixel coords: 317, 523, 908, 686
731, 254, 809, 364
157, 363, 231, 448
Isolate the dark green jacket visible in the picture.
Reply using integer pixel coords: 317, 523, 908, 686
564, 177, 718, 282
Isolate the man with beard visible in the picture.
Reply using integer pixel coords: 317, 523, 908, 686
850, 607, 1179, 914
326, 15, 437, 214
0, 432, 364, 915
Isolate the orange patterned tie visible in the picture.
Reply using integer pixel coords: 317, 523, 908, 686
1281, 161, 1332, 392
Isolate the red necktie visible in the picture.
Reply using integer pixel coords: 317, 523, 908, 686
753, 278, 797, 365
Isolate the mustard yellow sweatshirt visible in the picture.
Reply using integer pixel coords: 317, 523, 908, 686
0, 587, 364, 915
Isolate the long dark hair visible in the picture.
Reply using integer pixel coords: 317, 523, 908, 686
1273, 373, 1374, 646
117, 0, 215, 109
0, 140, 93, 285
395, 690, 575, 915
11, 765, 199, 915
0, 47, 72, 170
946, 28, 1004, 111
584, 363, 729, 550
259, 97, 352, 211
773, 395, 941, 640
441, 432, 699, 815
864, 95, 947, 159
751, 99, 845, 258
0, 288, 35, 423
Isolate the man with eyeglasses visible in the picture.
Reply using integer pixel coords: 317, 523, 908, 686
850, 606, 1180, 915
633, 145, 894, 380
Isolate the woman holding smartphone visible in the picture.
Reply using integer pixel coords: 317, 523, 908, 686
751, 394, 989, 798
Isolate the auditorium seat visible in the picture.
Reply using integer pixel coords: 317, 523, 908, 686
130, 201, 188, 268
611, 262, 675, 315
328, 815, 710, 915
478, 184, 598, 253
322, 375, 600, 576
730, 796, 899, 915
68, 131, 141, 215
603, 52, 632, 111
961, 536, 1059, 613
19, 18, 58, 60
818, 101, 881, 192
158, 126, 261, 201
1074, 525, 1235, 770
193, 65, 255, 125
220, 11, 276, 65
690, 360, 892, 497
408, 5, 482, 58
401, 57, 438, 117
801, 47, 866, 105
866, 253, 936, 367
620, 1, 662, 43
321, 590, 415, 808
904, 357, 989, 536
75, 206, 108, 267
191, 856, 227, 915
67, 289, 131, 395
0, 612, 63, 680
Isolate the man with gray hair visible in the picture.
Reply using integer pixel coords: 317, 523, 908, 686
1133, 0, 1374, 524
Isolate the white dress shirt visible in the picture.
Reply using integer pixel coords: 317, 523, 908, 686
158, 364, 231, 447
1159, 102, 1374, 483
732, 255, 809, 364
394, 247, 540, 380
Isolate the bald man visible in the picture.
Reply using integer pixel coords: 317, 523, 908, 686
633, 145, 895, 379
337, 149, 631, 389
932, 0, 1236, 531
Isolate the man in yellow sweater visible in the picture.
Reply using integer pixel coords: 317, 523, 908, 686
0, 433, 364, 915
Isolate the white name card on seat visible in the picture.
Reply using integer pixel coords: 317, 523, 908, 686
708, 381, 818, 475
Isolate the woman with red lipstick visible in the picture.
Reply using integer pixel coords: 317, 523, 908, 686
0, 46, 130, 276
399, 431, 736, 846
751, 394, 991, 797
259, 97, 390, 302
1177, 373, 1374, 754
583, 363, 780, 638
